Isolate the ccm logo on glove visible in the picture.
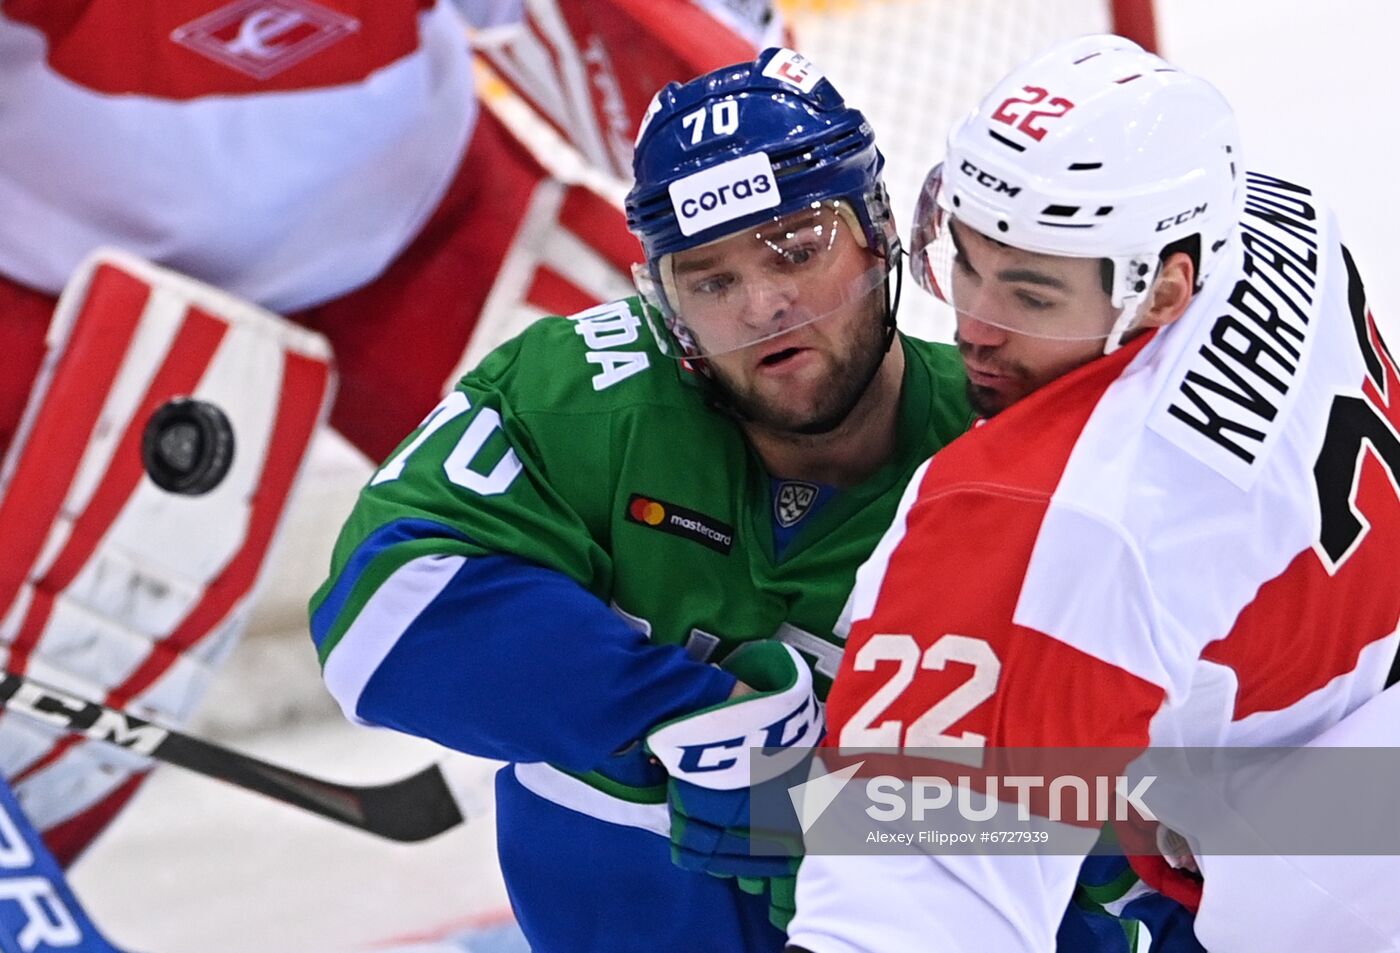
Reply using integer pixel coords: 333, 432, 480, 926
647, 642, 821, 790
676, 694, 816, 774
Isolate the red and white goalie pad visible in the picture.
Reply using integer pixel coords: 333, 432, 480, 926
0, 250, 333, 864
473, 0, 787, 180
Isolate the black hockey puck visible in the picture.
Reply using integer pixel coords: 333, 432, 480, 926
141, 398, 235, 495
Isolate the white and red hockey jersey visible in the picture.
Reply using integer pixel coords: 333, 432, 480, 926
790, 171, 1400, 953
0, 0, 476, 312
0, 0, 783, 313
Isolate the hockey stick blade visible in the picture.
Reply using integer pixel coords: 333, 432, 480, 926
0, 670, 466, 842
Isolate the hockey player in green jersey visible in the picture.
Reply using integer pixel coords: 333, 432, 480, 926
308, 47, 973, 952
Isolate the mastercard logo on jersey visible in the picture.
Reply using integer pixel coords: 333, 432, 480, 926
625, 493, 734, 554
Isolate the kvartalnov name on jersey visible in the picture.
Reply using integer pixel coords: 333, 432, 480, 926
1157, 173, 1321, 481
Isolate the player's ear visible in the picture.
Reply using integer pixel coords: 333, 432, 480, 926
1137, 251, 1196, 330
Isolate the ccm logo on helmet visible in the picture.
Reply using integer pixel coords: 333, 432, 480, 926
669, 152, 781, 236
1157, 203, 1208, 231
959, 159, 1022, 197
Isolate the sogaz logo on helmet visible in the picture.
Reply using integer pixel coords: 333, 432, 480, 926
669, 152, 781, 237
958, 159, 1022, 197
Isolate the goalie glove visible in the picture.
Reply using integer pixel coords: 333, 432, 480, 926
645, 642, 821, 883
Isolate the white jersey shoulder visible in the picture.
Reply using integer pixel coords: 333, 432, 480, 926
0, 2, 474, 311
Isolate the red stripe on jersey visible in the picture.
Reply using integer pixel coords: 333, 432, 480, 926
830, 486, 1165, 760
1205, 315, 1400, 718
5, 1, 433, 98
0, 264, 149, 615
4, 306, 228, 676
926, 332, 1156, 496
1203, 482, 1400, 719
826, 332, 1164, 817
107, 348, 329, 707
525, 266, 599, 320
558, 186, 641, 273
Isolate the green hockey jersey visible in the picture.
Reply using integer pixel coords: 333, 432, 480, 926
310, 297, 970, 804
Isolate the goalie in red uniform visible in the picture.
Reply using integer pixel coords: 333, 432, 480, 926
0, 0, 783, 865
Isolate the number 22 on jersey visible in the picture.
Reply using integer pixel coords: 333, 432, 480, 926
838, 633, 1001, 767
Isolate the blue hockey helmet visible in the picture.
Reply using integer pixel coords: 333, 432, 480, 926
625, 48, 900, 357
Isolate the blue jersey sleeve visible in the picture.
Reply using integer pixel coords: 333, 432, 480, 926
312, 520, 734, 772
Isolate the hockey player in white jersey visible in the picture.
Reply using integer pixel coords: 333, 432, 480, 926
787, 34, 1400, 953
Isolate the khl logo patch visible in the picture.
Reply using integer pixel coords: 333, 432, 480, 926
774, 481, 819, 528
171, 0, 360, 80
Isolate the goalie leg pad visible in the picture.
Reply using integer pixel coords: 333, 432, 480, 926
0, 250, 333, 863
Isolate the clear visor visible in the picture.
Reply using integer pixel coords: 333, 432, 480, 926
910, 164, 1141, 342
633, 200, 889, 359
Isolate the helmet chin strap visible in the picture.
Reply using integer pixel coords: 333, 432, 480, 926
880, 244, 902, 351
1102, 255, 1161, 355
1102, 296, 1144, 355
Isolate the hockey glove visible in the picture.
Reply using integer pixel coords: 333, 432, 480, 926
645, 641, 821, 881
766, 868, 797, 931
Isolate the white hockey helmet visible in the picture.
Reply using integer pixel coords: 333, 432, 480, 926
911, 34, 1244, 352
